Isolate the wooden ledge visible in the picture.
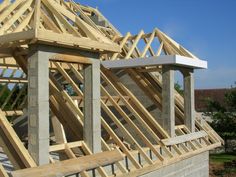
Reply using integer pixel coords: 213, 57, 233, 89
12, 149, 124, 177
161, 131, 207, 146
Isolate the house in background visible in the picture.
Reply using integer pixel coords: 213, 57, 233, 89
195, 89, 230, 121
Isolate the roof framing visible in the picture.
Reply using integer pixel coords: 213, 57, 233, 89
0, 0, 120, 53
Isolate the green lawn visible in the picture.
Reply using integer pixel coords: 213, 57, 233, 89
210, 153, 236, 176
210, 153, 236, 164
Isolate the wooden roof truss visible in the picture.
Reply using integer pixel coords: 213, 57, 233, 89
0, 1, 223, 176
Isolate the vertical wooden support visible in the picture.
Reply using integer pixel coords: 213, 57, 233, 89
162, 65, 175, 137
28, 45, 50, 165
183, 68, 195, 132
83, 59, 101, 153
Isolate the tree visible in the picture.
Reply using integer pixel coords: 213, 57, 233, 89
174, 81, 184, 96
205, 85, 236, 152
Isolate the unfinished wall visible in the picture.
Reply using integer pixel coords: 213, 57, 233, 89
140, 151, 209, 177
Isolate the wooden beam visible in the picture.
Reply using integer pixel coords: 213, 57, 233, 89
12, 150, 124, 177
0, 110, 36, 168
0, 163, 8, 177
161, 131, 207, 146
50, 54, 92, 64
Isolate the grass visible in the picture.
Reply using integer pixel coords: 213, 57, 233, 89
210, 153, 236, 164
210, 153, 236, 177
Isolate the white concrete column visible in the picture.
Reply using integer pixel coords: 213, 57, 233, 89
183, 68, 195, 132
83, 59, 101, 153
162, 65, 175, 137
28, 46, 50, 165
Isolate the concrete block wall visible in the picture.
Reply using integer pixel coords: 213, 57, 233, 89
140, 151, 209, 177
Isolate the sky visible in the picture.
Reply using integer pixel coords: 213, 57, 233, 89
78, 0, 236, 89
0, 0, 235, 89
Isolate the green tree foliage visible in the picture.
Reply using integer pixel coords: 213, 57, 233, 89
0, 84, 10, 106
0, 84, 27, 110
174, 81, 184, 96
205, 85, 236, 152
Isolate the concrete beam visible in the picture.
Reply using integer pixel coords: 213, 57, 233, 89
101, 55, 207, 69
183, 68, 195, 132
162, 65, 175, 137
83, 59, 101, 153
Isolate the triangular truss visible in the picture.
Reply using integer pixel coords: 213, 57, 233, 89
0, 0, 120, 52
0, 0, 223, 176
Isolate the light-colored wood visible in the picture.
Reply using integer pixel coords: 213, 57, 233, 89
50, 141, 83, 152
0, 163, 8, 177
101, 72, 165, 161
0, 2, 223, 176
51, 54, 92, 64
81, 142, 109, 177
0, 110, 36, 168
12, 150, 124, 177
68, 62, 142, 169
161, 131, 207, 146
0, 0, 10, 13
123, 142, 221, 177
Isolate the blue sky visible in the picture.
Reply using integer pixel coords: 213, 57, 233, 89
78, 0, 236, 89
0, 0, 235, 88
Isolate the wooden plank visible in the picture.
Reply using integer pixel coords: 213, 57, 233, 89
125, 142, 221, 177
33, 0, 41, 30
36, 29, 120, 53
101, 139, 128, 174
101, 68, 175, 158
141, 30, 155, 57
0, 0, 33, 33
101, 72, 164, 162
41, 0, 81, 37
111, 32, 131, 60
14, 54, 84, 141
2, 110, 23, 117
0, 110, 36, 168
0, 0, 10, 13
0, 0, 24, 23
40, 9, 61, 33
12, 150, 124, 177
0, 29, 35, 45
161, 131, 207, 146
100, 94, 154, 165
50, 141, 83, 152
51, 115, 67, 145
125, 30, 144, 59
81, 143, 108, 177
50, 54, 92, 64
0, 163, 8, 177
68, 63, 142, 169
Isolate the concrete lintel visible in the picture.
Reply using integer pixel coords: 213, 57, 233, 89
101, 55, 207, 69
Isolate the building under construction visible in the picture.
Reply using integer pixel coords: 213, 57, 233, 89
0, 0, 223, 176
